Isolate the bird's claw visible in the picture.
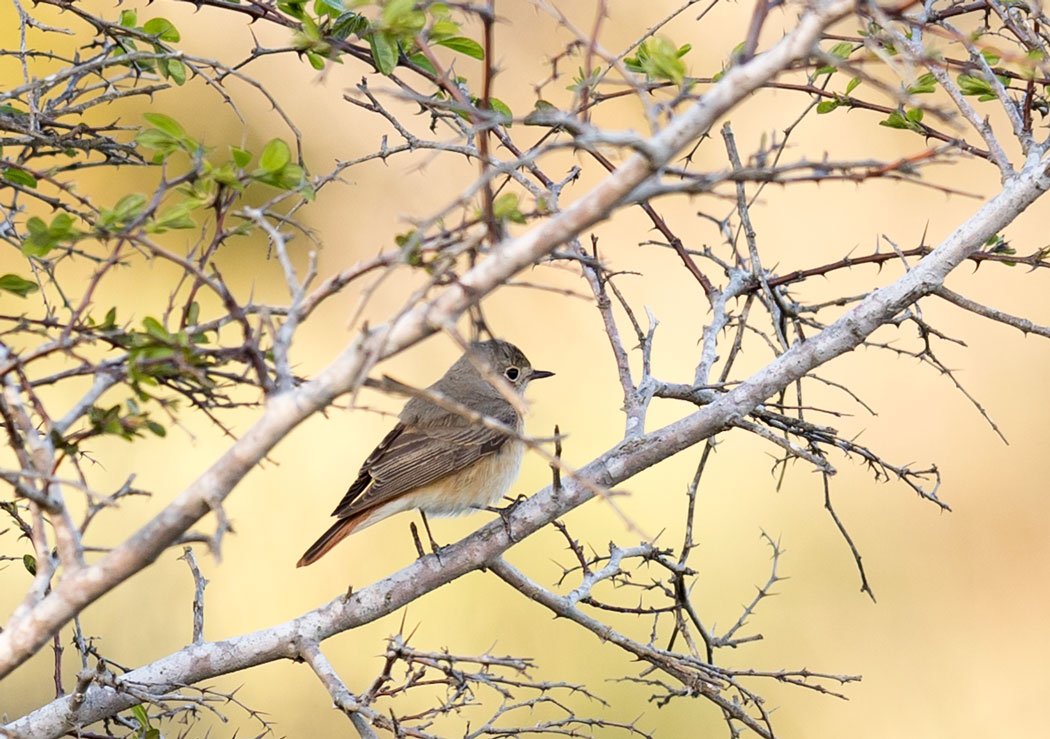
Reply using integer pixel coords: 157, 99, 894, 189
484, 494, 528, 542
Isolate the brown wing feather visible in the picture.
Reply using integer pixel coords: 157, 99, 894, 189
329, 424, 404, 516
334, 410, 516, 519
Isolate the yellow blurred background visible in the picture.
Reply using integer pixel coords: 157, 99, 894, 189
3, 0, 1050, 737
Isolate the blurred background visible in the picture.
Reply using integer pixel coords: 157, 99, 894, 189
2, 0, 1049, 736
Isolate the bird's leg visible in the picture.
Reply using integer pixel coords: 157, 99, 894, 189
418, 511, 445, 562
408, 521, 426, 560
482, 494, 528, 542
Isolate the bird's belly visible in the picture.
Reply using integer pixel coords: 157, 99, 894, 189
414, 440, 525, 516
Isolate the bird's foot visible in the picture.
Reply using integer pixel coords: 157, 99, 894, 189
412, 513, 447, 564
484, 494, 528, 542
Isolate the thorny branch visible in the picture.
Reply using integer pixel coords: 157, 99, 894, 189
4, 0, 1050, 736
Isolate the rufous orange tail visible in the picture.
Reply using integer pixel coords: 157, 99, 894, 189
296, 512, 366, 567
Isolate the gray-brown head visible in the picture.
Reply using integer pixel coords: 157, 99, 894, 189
435, 339, 553, 400
398, 340, 552, 426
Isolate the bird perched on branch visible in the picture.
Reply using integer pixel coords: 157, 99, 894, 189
297, 339, 553, 567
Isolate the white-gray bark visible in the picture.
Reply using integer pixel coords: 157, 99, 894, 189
5, 0, 1050, 735
6, 146, 1048, 739
0, 0, 853, 685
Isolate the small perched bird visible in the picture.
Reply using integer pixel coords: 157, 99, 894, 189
297, 340, 553, 567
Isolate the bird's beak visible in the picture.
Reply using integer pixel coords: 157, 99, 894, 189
530, 369, 555, 380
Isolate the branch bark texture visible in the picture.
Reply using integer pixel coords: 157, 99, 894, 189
7, 147, 1048, 739
0, 0, 855, 684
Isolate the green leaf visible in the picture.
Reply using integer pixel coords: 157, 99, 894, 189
277, 0, 307, 19
113, 193, 147, 221
906, 107, 924, 122
143, 18, 180, 42
408, 52, 436, 74
492, 192, 525, 223
829, 41, 854, 59
0, 273, 39, 297
306, 50, 326, 69
165, 59, 187, 85
146, 420, 167, 437
151, 202, 197, 231
381, 0, 425, 33
22, 213, 79, 257
879, 109, 922, 131
315, 0, 345, 16
816, 99, 840, 114
134, 128, 180, 157
211, 162, 244, 188
957, 73, 994, 96
296, 15, 323, 45
879, 111, 907, 129
100, 306, 118, 330
276, 163, 305, 189
254, 162, 307, 191
142, 316, 172, 342
907, 72, 936, 95
50, 213, 75, 235
23, 553, 36, 576
331, 11, 368, 39
231, 147, 252, 168
130, 704, 151, 730
3, 167, 37, 188
259, 138, 292, 173
436, 36, 484, 60
429, 19, 459, 39
369, 31, 398, 75
119, 9, 138, 27
629, 36, 687, 85
382, 0, 414, 22
981, 49, 1000, 66
1021, 48, 1044, 80
143, 113, 185, 139
26, 215, 48, 238
845, 76, 861, 95
488, 97, 512, 125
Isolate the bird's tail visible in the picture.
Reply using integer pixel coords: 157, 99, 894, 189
296, 513, 366, 567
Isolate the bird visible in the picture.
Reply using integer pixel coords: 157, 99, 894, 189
297, 339, 553, 567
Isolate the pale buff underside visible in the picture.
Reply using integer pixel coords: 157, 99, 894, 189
353, 440, 525, 533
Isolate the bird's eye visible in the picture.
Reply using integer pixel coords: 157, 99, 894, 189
505, 366, 520, 381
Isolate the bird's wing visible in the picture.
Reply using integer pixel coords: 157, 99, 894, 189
331, 408, 518, 519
